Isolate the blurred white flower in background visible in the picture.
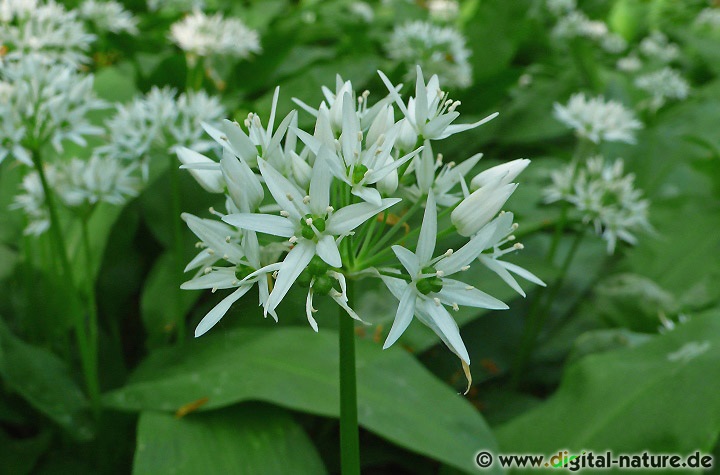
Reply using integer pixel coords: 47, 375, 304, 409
694, 8, 720, 29
0, 0, 95, 65
78, 0, 138, 35
146, 0, 204, 12
634, 67, 690, 111
57, 156, 140, 208
552, 11, 607, 41
639, 31, 680, 64
544, 156, 651, 254
348, 1, 374, 22
0, 55, 106, 165
97, 87, 225, 179
616, 55, 642, 72
11, 167, 53, 235
427, 0, 460, 22
553, 93, 642, 144
545, 0, 576, 16
170, 10, 261, 60
386, 21, 472, 89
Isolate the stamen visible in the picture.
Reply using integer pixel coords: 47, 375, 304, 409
514, 243, 524, 250
436, 270, 445, 277
452, 303, 459, 311
203, 267, 213, 274
289, 236, 298, 244
303, 195, 311, 204
326, 206, 334, 213
433, 297, 441, 306
465, 285, 474, 290
207, 249, 215, 255
305, 217, 313, 225
225, 236, 231, 243
460, 265, 470, 271
280, 210, 290, 217
211, 287, 217, 293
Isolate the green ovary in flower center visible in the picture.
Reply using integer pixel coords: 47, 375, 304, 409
416, 265, 443, 295
300, 214, 327, 240
350, 164, 369, 185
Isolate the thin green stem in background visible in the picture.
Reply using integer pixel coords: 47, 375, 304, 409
81, 216, 102, 417
511, 231, 585, 388
339, 279, 360, 475
168, 155, 186, 343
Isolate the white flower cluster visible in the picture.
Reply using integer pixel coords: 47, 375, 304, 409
544, 156, 650, 254
694, 8, 720, 29
179, 67, 544, 389
0, 55, 106, 166
550, 6, 626, 54
427, 0, 460, 22
147, 0, 203, 12
553, 93, 642, 144
634, 67, 690, 111
0, 0, 95, 66
639, 31, 680, 64
12, 156, 139, 235
97, 87, 225, 178
170, 10, 261, 60
386, 21, 472, 89
78, 0, 138, 35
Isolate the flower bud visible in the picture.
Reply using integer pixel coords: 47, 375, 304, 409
451, 182, 518, 236
470, 158, 530, 191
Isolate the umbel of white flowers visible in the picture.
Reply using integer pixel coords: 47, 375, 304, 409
178, 66, 544, 390
544, 156, 651, 254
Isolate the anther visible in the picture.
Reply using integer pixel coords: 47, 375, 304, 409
326, 206, 334, 213
444, 249, 453, 256
514, 243, 524, 250
357, 131, 363, 142
452, 303, 460, 311
204, 267, 213, 274
461, 265, 470, 271
211, 287, 217, 293
225, 236, 231, 243
286, 193, 294, 201
433, 297, 441, 306
280, 210, 290, 217
305, 218, 313, 225
436, 270, 445, 277
289, 236, 298, 244
465, 285, 474, 290
303, 195, 311, 204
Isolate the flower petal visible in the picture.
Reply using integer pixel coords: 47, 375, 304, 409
316, 234, 342, 268
326, 198, 401, 235
265, 241, 316, 315
416, 191, 437, 263
383, 284, 417, 349
194, 286, 252, 337
222, 213, 295, 238
392, 245, 420, 276
437, 278, 508, 310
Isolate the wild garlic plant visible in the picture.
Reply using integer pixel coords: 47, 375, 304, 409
180, 66, 543, 385
178, 67, 544, 471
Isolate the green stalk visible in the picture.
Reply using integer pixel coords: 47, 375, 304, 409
168, 155, 186, 343
81, 216, 101, 417
339, 279, 360, 475
31, 149, 97, 410
511, 231, 584, 387
30, 150, 72, 279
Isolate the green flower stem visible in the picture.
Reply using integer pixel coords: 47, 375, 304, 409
80, 216, 102, 417
30, 150, 72, 279
511, 231, 584, 388
31, 149, 98, 412
363, 199, 423, 260
548, 138, 593, 262
168, 155, 186, 343
339, 279, 360, 475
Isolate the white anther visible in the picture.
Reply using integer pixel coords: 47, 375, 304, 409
326, 206, 334, 213
436, 270, 445, 277
211, 287, 217, 293
204, 267, 213, 274
305, 217, 313, 225
289, 236, 298, 244
512, 223, 519, 230
222, 254, 229, 260
280, 210, 290, 217
507, 235, 516, 241
286, 193, 294, 201
452, 303, 460, 312
465, 285, 474, 290
362, 90, 370, 98
514, 243, 524, 250
357, 131, 363, 142
220, 135, 228, 141
225, 236, 231, 243
272, 271, 279, 279
461, 265, 470, 271
207, 249, 215, 255
231, 280, 238, 285
303, 195, 311, 204
444, 249, 453, 257
433, 297, 441, 306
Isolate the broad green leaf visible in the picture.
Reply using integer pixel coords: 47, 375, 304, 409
0, 429, 51, 475
497, 309, 720, 458
133, 403, 326, 475
0, 320, 93, 440
140, 252, 201, 346
104, 327, 501, 474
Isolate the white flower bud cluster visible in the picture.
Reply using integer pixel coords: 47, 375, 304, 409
178, 67, 543, 389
